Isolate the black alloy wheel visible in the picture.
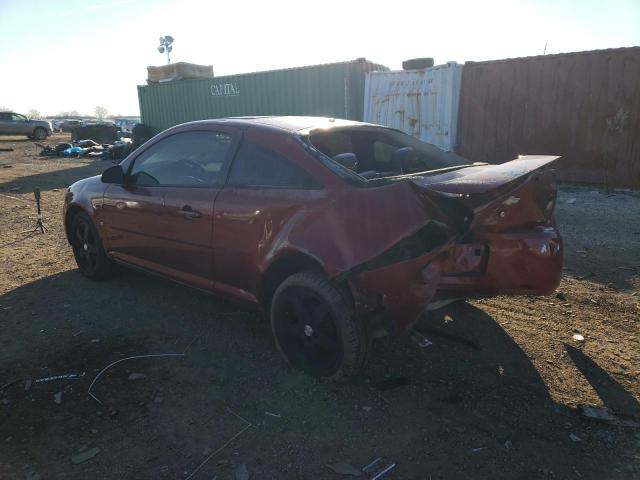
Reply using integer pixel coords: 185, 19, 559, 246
70, 212, 113, 279
271, 272, 370, 378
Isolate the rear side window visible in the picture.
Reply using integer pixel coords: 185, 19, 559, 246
127, 131, 233, 186
227, 141, 320, 188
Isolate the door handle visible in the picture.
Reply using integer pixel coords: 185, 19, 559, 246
179, 205, 202, 219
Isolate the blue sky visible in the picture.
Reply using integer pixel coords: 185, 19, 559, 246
0, 0, 638, 116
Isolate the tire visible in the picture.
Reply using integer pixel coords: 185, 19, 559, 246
70, 212, 114, 280
34, 127, 47, 140
270, 272, 370, 378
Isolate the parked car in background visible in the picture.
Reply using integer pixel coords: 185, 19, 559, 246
0, 112, 52, 140
50, 120, 64, 132
63, 116, 562, 378
60, 119, 84, 133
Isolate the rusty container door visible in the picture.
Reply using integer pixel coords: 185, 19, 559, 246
457, 47, 640, 188
363, 62, 463, 151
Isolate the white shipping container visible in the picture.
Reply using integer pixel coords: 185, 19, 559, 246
363, 62, 463, 151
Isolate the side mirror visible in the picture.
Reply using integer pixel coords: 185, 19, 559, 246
101, 165, 124, 184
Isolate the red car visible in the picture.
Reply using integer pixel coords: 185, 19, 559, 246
64, 116, 562, 377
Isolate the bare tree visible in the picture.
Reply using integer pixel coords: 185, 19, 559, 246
27, 109, 41, 119
94, 106, 108, 121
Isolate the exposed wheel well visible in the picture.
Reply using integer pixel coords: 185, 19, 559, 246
261, 253, 325, 308
64, 206, 85, 243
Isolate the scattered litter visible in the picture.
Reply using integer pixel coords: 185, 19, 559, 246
569, 433, 583, 442
127, 373, 147, 381
573, 466, 583, 477
24, 379, 32, 391
71, 447, 101, 465
443, 314, 454, 323
566, 197, 576, 204
579, 405, 640, 428
362, 457, 383, 474
0, 398, 9, 406
54, 392, 63, 405
265, 411, 281, 418
504, 440, 513, 450
411, 331, 433, 348
370, 463, 397, 480
326, 462, 362, 476
471, 447, 486, 452
362, 406, 372, 412
572, 334, 585, 342
184, 422, 253, 480
91, 338, 101, 344
87, 353, 185, 404
34, 372, 85, 384
24, 470, 40, 480
109, 409, 118, 417
235, 463, 249, 480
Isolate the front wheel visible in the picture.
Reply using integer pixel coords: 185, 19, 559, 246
33, 127, 47, 140
270, 272, 370, 378
70, 212, 114, 280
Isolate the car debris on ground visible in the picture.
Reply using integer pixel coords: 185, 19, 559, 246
71, 447, 101, 465
579, 405, 640, 428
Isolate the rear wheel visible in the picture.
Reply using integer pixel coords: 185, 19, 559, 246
270, 272, 369, 378
34, 127, 47, 140
70, 212, 114, 280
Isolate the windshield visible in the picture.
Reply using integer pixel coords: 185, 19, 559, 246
308, 126, 471, 181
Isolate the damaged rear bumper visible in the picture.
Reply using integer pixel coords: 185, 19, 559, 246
349, 224, 562, 333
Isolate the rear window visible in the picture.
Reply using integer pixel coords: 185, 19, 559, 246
308, 127, 470, 181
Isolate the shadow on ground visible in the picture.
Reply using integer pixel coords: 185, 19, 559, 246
0, 269, 637, 479
0, 163, 107, 193
565, 344, 640, 419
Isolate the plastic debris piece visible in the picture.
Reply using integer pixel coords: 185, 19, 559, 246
54, 392, 63, 405
572, 334, 585, 342
264, 411, 281, 418
71, 447, 100, 464
235, 463, 249, 480
569, 433, 583, 442
579, 405, 640, 428
411, 331, 433, 348
128, 373, 147, 381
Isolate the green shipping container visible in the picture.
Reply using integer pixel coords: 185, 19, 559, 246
137, 58, 389, 133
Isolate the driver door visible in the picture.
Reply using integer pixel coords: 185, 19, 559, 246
6, 113, 27, 134
102, 127, 240, 289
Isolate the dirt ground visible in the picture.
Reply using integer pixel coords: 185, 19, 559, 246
1, 134, 638, 480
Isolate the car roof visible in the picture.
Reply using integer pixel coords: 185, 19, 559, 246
182, 116, 379, 133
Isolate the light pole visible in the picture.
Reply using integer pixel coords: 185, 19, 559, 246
157, 36, 174, 64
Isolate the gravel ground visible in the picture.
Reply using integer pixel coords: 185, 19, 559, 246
0, 135, 638, 479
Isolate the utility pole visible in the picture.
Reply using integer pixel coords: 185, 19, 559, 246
158, 36, 174, 64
